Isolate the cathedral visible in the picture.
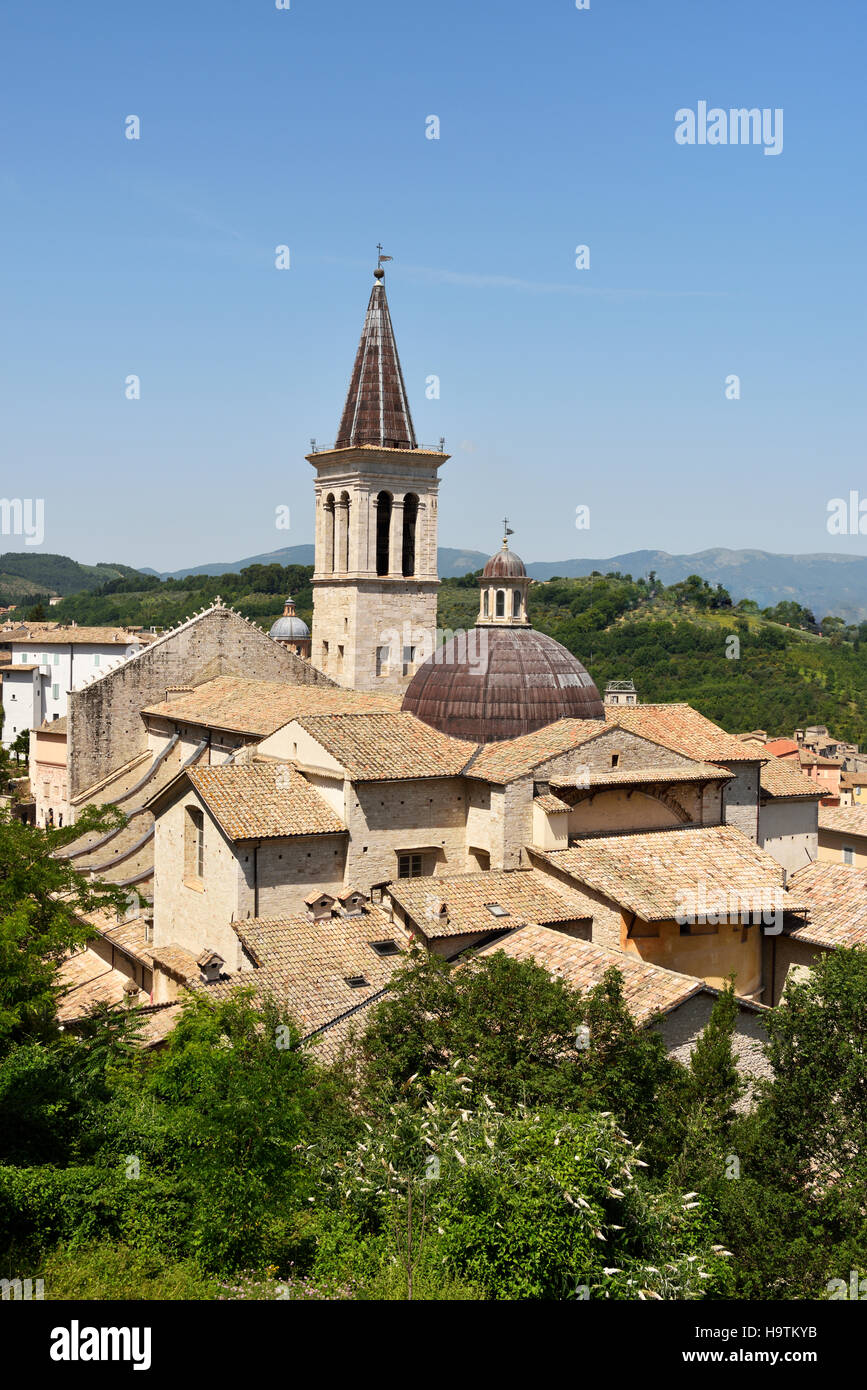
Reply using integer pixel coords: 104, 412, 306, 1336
47, 262, 836, 1070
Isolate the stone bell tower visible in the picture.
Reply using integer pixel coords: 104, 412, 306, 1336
308, 258, 448, 692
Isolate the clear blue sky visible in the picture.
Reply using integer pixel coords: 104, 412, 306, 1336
2, 0, 865, 571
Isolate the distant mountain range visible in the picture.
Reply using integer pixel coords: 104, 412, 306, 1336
145, 545, 867, 624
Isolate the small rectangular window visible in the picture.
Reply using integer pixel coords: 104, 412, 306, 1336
376, 645, 390, 677
345, 974, 368, 989
93, 654, 100, 667
843, 846, 855, 866
398, 853, 424, 879
611, 753, 620, 768
370, 940, 401, 957
52, 684, 59, 699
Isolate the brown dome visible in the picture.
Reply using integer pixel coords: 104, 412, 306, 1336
482, 546, 527, 579
402, 626, 604, 743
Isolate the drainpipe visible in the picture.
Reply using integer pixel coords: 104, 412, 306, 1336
253, 841, 260, 917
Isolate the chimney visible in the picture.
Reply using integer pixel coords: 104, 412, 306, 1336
197, 950, 225, 983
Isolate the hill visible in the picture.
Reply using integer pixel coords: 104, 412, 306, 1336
522, 549, 867, 625
144, 545, 867, 623
0, 553, 144, 606
146, 545, 490, 581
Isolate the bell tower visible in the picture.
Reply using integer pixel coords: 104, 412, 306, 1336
308, 258, 448, 692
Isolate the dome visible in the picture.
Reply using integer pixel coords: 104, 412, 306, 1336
270, 596, 309, 641
482, 545, 526, 579
401, 626, 604, 743
270, 614, 310, 640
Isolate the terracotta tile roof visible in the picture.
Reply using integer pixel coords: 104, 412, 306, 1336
565, 763, 732, 790
4, 625, 149, 646
297, 711, 477, 781
142, 675, 400, 738
56, 951, 148, 1021
388, 868, 592, 939
36, 715, 67, 733
818, 805, 867, 838
534, 793, 571, 813
606, 704, 760, 764
765, 738, 800, 757
532, 824, 799, 921
473, 924, 704, 1024
787, 861, 867, 949
760, 758, 823, 799
193, 906, 405, 1037
465, 703, 755, 785
186, 761, 345, 841
150, 944, 201, 983
98, 916, 154, 968
465, 719, 612, 783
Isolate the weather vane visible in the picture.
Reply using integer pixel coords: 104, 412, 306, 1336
503, 516, 514, 541
375, 244, 393, 277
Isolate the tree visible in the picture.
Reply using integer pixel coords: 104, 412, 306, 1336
0, 804, 129, 1054
687, 980, 744, 1135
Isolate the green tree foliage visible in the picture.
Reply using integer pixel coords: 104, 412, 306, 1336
0, 806, 129, 1054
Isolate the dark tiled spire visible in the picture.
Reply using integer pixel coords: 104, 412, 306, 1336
335, 267, 417, 450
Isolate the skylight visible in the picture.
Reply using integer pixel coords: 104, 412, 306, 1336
484, 904, 510, 918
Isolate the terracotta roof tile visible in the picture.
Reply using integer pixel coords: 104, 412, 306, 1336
192, 906, 405, 1037
787, 861, 867, 949
760, 758, 824, 799
473, 924, 704, 1024
187, 761, 345, 841
607, 704, 759, 764
297, 711, 477, 781
388, 868, 591, 938
818, 805, 867, 837
142, 675, 400, 738
533, 824, 799, 921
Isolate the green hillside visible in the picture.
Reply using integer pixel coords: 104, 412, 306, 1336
0, 553, 144, 606
439, 570, 867, 745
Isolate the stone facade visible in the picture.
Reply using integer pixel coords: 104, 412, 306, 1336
758, 797, 818, 873
68, 605, 332, 800
308, 443, 446, 693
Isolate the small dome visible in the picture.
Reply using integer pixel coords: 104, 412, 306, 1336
270, 615, 310, 640
482, 545, 527, 579
402, 626, 604, 743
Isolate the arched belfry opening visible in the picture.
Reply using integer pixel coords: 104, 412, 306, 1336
402, 493, 418, 577
324, 494, 335, 573
376, 492, 392, 576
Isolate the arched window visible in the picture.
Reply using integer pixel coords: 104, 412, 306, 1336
512, 589, 521, 618
495, 590, 505, 618
324, 494, 335, 573
376, 492, 392, 576
402, 494, 418, 577
340, 492, 350, 572
483, 589, 489, 616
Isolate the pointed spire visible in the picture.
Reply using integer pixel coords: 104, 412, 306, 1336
335, 259, 417, 450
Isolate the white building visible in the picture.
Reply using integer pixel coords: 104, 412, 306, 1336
1, 623, 149, 746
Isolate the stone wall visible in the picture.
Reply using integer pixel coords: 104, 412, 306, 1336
68, 606, 333, 798
722, 762, 761, 841
656, 992, 771, 1100
152, 785, 244, 968
758, 798, 818, 873
236, 835, 348, 920
344, 777, 470, 891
